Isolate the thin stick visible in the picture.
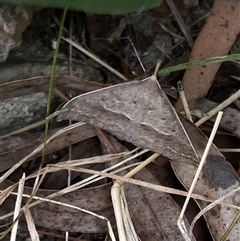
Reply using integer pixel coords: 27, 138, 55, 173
158, 22, 185, 41
66, 11, 73, 241
128, 37, 145, 73
61, 37, 128, 81
177, 111, 223, 239
195, 89, 240, 126
177, 81, 193, 122
2, 162, 240, 223
219, 148, 240, 152
165, 0, 193, 48
189, 186, 240, 239
0, 122, 86, 183
2, 111, 60, 138
125, 153, 160, 179
10, 173, 25, 241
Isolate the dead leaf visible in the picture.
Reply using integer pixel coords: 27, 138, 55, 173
175, 0, 240, 110
42, 137, 102, 189
0, 76, 108, 101
58, 75, 198, 165
1, 180, 115, 233
0, 124, 96, 172
172, 115, 240, 240
196, 97, 240, 138
96, 130, 196, 240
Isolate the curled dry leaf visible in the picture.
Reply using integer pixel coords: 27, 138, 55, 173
175, 0, 240, 110
0, 76, 108, 101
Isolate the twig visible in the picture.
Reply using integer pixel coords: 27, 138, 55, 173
177, 111, 223, 240
165, 0, 193, 48
61, 37, 128, 81
127, 37, 145, 73
177, 81, 193, 122
189, 186, 240, 239
195, 89, 240, 126
1, 111, 60, 138
10, 173, 25, 241
219, 148, 240, 152
158, 22, 185, 41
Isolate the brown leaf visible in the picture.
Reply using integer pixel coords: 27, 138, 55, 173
175, 0, 240, 110
0, 124, 96, 172
97, 132, 196, 240
196, 97, 240, 138
172, 115, 240, 240
58, 75, 198, 165
0, 76, 108, 101
42, 137, 102, 190
1, 180, 114, 233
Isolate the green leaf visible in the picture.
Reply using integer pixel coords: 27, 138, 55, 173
3, 0, 163, 14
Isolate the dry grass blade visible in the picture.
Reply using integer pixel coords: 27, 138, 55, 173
0, 184, 17, 205
111, 153, 160, 240
30, 149, 146, 191
1, 111, 60, 138
44, 165, 240, 209
6, 189, 116, 241
177, 81, 193, 122
177, 111, 223, 239
0, 150, 148, 223
165, 0, 193, 47
111, 183, 131, 241
23, 208, 40, 241
219, 149, 240, 153
195, 89, 240, 126
195, 97, 240, 138
189, 186, 240, 239
10, 173, 25, 241
51, 151, 134, 167
61, 37, 128, 81
0, 122, 86, 183
0, 124, 96, 172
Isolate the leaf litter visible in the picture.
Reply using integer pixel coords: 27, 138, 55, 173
1, 1, 240, 241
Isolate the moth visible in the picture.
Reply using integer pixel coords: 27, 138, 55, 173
58, 73, 198, 165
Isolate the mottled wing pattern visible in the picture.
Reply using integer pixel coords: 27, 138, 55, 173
58, 76, 198, 164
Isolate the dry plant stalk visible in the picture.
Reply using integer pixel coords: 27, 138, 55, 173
111, 153, 160, 240
177, 81, 193, 122
23, 208, 40, 241
195, 89, 240, 126
189, 186, 240, 239
177, 111, 223, 240
0, 122, 87, 183
10, 173, 25, 241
